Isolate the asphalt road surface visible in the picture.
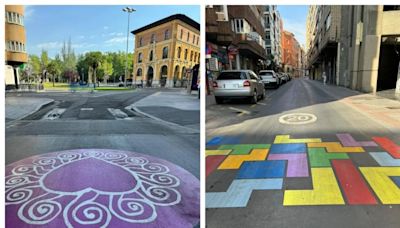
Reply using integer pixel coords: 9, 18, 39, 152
6, 89, 200, 178
206, 78, 400, 228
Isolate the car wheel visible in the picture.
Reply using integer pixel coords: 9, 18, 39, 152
250, 91, 257, 104
215, 97, 224, 104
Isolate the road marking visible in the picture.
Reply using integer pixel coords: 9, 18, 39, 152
250, 104, 257, 108
80, 108, 93, 111
42, 108, 66, 120
257, 102, 267, 106
229, 107, 250, 115
218, 149, 269, 169
278, 113, 317, 125
274, 135, 321, 144
107, 108, 132, 120
283, 168, 345, 205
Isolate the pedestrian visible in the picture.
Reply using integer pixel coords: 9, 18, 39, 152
322, 72, 327, 85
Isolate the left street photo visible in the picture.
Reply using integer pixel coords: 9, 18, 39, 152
5, 5, 200, 228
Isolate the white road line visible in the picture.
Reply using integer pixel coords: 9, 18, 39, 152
42, 108, 66, 120
107, 108, 132, 120
80, 108, 93, 111
257, 102, 267, 106
229, 107, 251, 115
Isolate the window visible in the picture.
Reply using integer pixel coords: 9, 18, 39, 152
197, 36, 199, 45
190, 51, 193, 61
187, 32, 190, 42
151, 34, 156, 43
139, 37, 143, 47
149, 50, 153, 61
184, 49, 188, 60
177, 47, 181, 58
6, 40, 26, 53
162, 47, 168, 59
180, 29, 183, 39
194, 52, 197, 63
136, 68, 142, 76
193, 35, 196, 44
164, 29, 170, 40
138, 53, 143, 63
325, 13, 331, 31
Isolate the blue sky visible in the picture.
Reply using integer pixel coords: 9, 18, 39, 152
24, 5, 200, 57
278, 5, 309, 47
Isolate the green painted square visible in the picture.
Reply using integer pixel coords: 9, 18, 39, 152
308, 148, 349, 167
218, 144, 271, 155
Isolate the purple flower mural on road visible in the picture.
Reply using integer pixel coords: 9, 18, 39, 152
6, 149, 199, 227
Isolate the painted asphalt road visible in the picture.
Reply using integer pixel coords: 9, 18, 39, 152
6, 89, 200, 227
6, 89, 199, 177
6, 149, 199, 227
206, 78, 400, 228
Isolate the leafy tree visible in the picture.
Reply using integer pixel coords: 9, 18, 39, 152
47, 59, 63, 86
29, 55, 41, 76
85, 51, 103, 85
40, 49, 49, 80
60, 38, 77, 82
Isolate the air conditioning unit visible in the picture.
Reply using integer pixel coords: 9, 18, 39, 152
216, 12, 228, 21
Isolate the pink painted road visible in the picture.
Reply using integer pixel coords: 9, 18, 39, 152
5, 149, 199, 228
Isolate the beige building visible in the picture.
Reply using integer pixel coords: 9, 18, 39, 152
5, 5, 27, 64
132, 14, 200, 87
5, 5, 28, 89
338, 6, 400, 93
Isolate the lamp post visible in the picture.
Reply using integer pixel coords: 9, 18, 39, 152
122, 7, 135, 87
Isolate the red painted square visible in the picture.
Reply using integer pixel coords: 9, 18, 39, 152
332, 160, 377, 205
206, 155, 226, 177
372, 137, 400, 159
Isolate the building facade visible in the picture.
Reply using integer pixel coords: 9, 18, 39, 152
5, 5, 28, 89
338, 5, 400, 93
263, 5, 283, 69
282, 30, 301, 77
132, 14, 200, 88
306, 5, 341, 83
206, 5, 266, 73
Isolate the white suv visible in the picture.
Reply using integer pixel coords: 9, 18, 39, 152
259, 70, 279, 88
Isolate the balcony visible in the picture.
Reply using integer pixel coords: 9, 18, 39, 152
206, 8, 234, 46
234, 34, 267, 60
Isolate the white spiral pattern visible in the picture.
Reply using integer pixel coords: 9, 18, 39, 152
6, 150, 182, 227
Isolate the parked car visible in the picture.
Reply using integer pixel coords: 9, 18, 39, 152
213, 70, 265, 104
259, 70, 279, 88
276, 73, 284, 84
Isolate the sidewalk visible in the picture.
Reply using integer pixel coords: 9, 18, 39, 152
127, 90, 200, 131
5, 97, 54, 121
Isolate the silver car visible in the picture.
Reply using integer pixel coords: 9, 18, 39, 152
213, 70, 265, 104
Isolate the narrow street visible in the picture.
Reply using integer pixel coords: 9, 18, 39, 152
206, 78, 400, 228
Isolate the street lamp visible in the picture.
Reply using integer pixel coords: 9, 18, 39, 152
122, 6, 135, 87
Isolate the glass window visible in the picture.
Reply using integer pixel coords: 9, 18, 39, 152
164, 29, 170, 40
162, 47, 168, 59
184, 49, 188, 60
187, 32, 190, 42
149, 50, 153, 61
136, 68, 142, 76
193, 35, 195, 44
217, 71, 247, 80
139, 37, 143, 47
177, 47, 181, 58
180, 29, 183, 39
197, 36, 199, 45
190, 51, 193, 61
151, 34, 156, 43
138, 53, 143, 63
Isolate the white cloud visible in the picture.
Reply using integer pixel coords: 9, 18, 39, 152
24, 6, 35, 20
105, 36, 127, 44
36, 42, 63, 49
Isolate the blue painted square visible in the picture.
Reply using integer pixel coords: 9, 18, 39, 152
206, 136, 240, 146
269, 143, 306, 154
236, 160, 286, 179
392, 176, 400, 187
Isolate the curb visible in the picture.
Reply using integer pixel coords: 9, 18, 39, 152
6, 99, 55, 127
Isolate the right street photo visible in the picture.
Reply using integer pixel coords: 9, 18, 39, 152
205, 5, 400, 228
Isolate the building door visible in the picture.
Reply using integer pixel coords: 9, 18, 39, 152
160, 65, 168, 87
174, 65, 180, 87
147, 66, 154, 87
377, 36, 400, 91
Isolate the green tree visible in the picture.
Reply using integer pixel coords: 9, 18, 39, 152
40, 49, 49, 81
98, 55, 113, 83
47, 59, 63, 86
85, 51, 103, 86
60, 38, 77, 82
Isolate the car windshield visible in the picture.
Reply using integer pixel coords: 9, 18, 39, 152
259, 72, 273, 76
261, 75, 273, 79
217, 72, 247, 80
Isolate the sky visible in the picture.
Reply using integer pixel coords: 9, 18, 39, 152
24, 5, 200, 58
277, 5, 309, 47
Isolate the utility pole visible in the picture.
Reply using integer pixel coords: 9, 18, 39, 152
122, 7, 135, 87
